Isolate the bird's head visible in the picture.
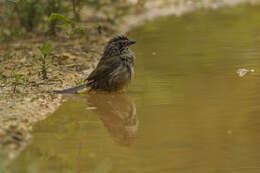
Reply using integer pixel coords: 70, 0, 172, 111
103, 35, 136, 57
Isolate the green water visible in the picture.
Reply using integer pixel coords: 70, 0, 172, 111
8, 5, 260, 173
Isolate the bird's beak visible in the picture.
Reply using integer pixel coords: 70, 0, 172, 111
128, 40, 136, 45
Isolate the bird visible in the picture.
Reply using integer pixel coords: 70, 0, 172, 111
54, 35, 136, 94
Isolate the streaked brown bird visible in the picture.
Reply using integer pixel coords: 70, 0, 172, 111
54, 35, 136, 94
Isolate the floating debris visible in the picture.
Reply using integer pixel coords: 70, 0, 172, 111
86, 107, 97, 110
236, 68, 255, 77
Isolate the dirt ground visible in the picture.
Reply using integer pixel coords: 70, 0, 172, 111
0, 0, 259, 167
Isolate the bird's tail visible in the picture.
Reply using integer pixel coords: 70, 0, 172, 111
53, 83, 89, 94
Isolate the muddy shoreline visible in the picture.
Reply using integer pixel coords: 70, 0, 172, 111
0, 0, 260, 167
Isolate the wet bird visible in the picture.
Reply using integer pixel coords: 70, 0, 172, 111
54, 35, 136, 94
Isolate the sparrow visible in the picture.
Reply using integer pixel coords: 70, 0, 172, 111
54, 35, 136, 93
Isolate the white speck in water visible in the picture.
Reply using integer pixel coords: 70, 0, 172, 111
236, 68, 255, 77
87, 106, 97, 110
152, 52, 156, 55
237, 68, 248, 77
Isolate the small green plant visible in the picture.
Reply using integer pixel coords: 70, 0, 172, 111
39, 42, 52, 80
48, 13, 87, 38
45, 0, 69, 35
76, 79, 84, 85
48, 13, 72, 36
7, 73, 28, 93
48, 13, 72, 28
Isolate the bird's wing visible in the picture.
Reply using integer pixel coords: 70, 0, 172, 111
86, 55, 121, 81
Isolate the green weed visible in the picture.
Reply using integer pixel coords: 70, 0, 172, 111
48, 13, 87, 38
39, 42, 52, 80
7, 73, 28, 93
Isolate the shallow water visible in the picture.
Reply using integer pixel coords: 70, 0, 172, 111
8, 5, 260, 173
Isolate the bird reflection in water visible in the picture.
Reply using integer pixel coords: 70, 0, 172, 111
87, 92, 138, 147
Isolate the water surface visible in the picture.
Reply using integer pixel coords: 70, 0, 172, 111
8, 5, 260, 173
